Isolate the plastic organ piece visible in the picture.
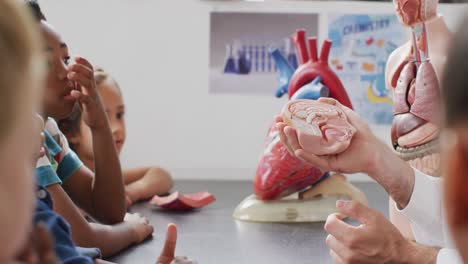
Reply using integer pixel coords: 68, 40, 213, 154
149, 192, 215, 210
393, 62, 440, 123
291, 76, 330, 100
282, 100, 356, 155
270, 48, 295, 98
254, 123, 325, 200
292, 29, 309, 64
394, 0, 438, 27
411, 61, 440, 122
288, 31, 353, 109
390, 23, 441, 148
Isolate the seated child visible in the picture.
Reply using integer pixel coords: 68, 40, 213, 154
59, 68, 173, 206
0, 1, 93, 263
0, 0, 48, 261
2, 1, 187, 263
27, 0, 154, 258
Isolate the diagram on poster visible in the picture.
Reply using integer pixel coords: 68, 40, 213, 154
328, 14, 408, 124
210, 12, 319, 95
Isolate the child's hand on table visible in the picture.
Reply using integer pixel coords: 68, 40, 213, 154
124, 213, 154, 243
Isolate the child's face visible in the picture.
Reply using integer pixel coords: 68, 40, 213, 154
100, 81, 126, 154
40, 21, 76, 119
79, 80, 126, 157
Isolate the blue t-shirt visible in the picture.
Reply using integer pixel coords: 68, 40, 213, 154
34, 187, 95, 264
35, 118, 83, 187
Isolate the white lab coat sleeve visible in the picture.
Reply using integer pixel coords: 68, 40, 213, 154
396, 168, 462, 263
397, 168, 445, 246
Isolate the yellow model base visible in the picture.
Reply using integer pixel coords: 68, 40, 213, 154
233, 174, 368, 223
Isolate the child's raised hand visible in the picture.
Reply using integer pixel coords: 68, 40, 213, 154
67, 57, 108, 130
157, 224, 197, 264
157, 224, 177, 264
124, 213, 154, 243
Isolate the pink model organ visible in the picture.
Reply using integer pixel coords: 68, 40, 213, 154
282, 100, 355, 156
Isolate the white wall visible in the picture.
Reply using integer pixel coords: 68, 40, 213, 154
40, 1, 467, 181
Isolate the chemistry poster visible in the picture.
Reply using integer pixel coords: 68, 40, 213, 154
210, 12, 319, 95
328, 14, 408, 125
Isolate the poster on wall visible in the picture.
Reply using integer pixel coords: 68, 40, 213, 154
328, 14, 408, 125
210, 12, 319, 95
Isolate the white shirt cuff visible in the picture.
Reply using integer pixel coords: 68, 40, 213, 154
437, 248, 462, 264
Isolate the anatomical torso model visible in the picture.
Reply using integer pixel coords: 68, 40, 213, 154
386, 0, 452, 238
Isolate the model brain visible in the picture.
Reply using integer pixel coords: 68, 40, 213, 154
282, 100, 356, 155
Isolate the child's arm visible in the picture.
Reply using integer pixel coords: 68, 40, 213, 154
62, 57, 126, 224
47, 184, 153, 257
124, 167, 173, 204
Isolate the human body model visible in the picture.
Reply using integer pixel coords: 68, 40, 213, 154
386, 0, 452, 239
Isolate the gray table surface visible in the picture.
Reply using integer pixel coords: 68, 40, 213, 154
109, 180, 389, 264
